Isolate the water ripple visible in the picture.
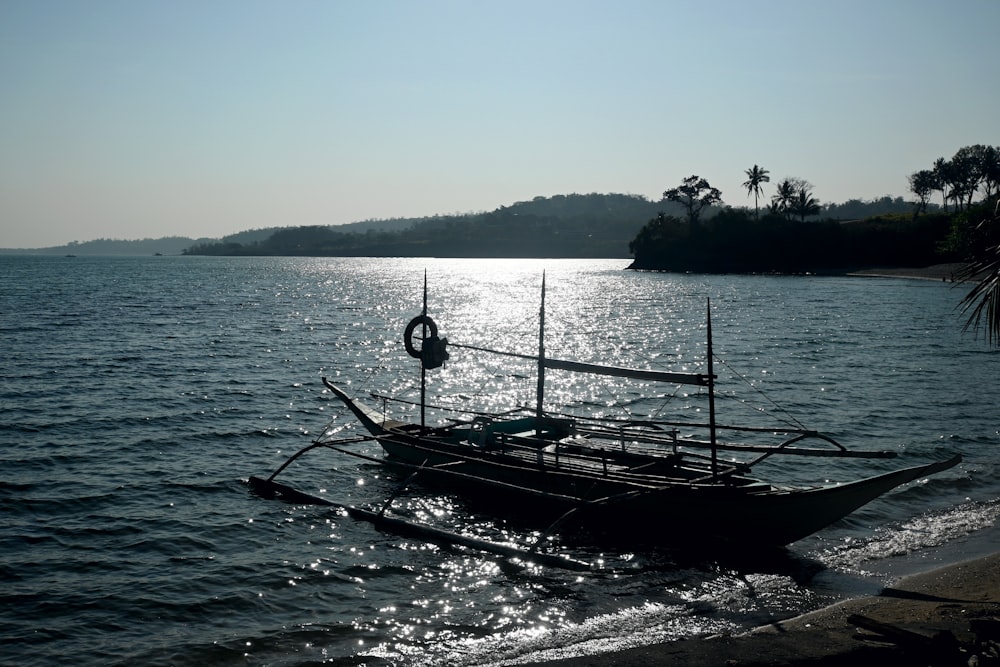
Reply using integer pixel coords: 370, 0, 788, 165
1, 256, 996, 666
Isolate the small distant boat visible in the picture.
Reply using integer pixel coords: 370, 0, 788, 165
252, 275, 960, 555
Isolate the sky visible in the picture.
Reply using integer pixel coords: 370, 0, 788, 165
1, 0, 998, 248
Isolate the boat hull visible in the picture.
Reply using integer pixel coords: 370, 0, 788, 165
323, 381, 961, 547
370, 430, 960, 547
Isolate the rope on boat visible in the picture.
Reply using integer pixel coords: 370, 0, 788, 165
419, 337, 840, 450
710, 353, 809, 431
447, 340, 536, 361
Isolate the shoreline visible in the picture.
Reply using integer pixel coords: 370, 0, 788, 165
524, 544, 1000, 666
520, 260, 990, 666
846, 263, 967, 282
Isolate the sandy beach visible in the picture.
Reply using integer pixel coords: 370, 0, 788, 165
523, 547, 1000, 666
847, 263, 968, 282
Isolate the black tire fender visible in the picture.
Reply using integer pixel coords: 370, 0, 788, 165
403, 315, 437, 359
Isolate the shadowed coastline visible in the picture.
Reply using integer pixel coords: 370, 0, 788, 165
848, 263, 967, 282
524, 551, 1000, 666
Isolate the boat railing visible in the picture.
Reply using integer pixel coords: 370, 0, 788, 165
452, 427, 708, 484
363, 392, 895, 461
408, 426, 696, 485
573, 419, 896, 460
449, 437, 670, 486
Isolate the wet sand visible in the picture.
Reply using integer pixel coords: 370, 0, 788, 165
524, 551, 1000, 665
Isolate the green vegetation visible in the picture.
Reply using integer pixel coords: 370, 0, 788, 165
0, 236, 212, 256
947, 200, 1000, 345
186, 147, 994, 265
184, 194, 669, 259
184, 192, 927, 260
926, 145, 1000, 212
628, 209, 955, 273
629, 145, 998, 272
663, 176, 723, 226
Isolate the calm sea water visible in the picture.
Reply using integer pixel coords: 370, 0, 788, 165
2, 255, 999, 666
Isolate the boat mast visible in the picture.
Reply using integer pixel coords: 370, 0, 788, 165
535, 272, 546, 432
706, 298, 718, 477
420, 270, 428, 432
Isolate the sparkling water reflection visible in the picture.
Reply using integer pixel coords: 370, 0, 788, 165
1, 255, 997, 666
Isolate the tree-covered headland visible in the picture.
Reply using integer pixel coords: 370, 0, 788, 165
186, 145, 997, 274
629, 145, 999, 273
628, 208, 954, 273
184, 191, 936, 262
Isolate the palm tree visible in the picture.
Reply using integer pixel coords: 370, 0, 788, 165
742, 165, 770, 220
957, 199, 1000, 346
789, 188, 821, 222
771, 179, 797, 220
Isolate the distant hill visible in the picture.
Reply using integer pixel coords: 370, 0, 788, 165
0, 218, 427, 256
1, 192, 921, 257
212, 217, 431, 247
0, 236, 214, 256
183, 192, 928, 259
184, 193, 670, 258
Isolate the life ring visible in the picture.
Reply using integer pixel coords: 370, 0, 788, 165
403, 315, 437, 359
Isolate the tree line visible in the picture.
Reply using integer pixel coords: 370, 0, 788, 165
184, 192, 919, 260
627, 207, 955, 273
184, 194, 668, 259
909, 145, 1000, 215
627, 144, 999, 343
629, 144, 999, 272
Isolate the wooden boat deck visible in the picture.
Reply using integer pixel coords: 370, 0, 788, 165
378, 423, 763, 491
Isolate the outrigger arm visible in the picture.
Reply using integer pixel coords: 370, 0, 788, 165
249, 474, 591, 571
248, 424, 593, 571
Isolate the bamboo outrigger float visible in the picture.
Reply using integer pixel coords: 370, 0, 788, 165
251, 275, 961, 559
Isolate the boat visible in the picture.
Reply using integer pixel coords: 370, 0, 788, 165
251, 275, 961, 552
